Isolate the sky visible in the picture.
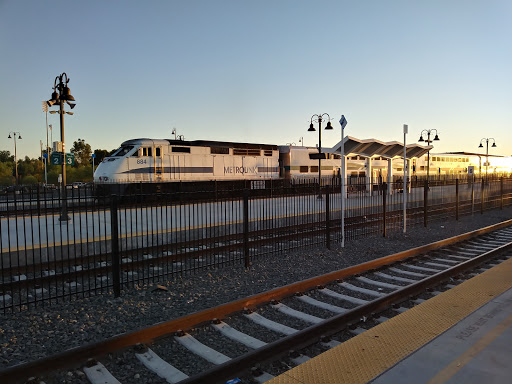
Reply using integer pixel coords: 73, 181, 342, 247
0, 0, 511, 159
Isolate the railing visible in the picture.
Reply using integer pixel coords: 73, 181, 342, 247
1, 176, 512, 311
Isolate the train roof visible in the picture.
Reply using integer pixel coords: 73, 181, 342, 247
120, 138, 278, 150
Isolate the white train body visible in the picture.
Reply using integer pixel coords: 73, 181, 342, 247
94, 139, 280, 184
95, 139, 512, 187
278, 146, 342, 179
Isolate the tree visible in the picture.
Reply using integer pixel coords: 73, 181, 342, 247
71, 138, 92, 167
93, 149, 111, 164
0, 162, 14, 185
0, 150, 12, 163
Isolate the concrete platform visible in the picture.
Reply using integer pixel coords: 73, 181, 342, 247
267, 254, 512, 384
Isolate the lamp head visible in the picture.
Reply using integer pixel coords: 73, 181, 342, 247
18, 135, 22, 139
325, 121, 333, 130
479, 143, 483, 148
433, 134, 440, 141
492, 142, 497, 148
62, 86, 75, 101
67, 102, 76, 109
308, 123, 316, 132
8, 134, 11, 139
418, 136, 424, 142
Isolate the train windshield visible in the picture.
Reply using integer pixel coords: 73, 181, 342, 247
111, 145, 134, 157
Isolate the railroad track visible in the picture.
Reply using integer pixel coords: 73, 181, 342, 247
2, 220, 512, 383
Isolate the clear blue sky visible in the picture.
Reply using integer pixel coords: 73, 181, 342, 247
1, 0, 511, 159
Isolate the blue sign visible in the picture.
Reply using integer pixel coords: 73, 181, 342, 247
339, 115, 348, 129
43, 153, 48, 159
91, 153, 96, 158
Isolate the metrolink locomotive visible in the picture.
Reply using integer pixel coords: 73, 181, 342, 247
94, 138, 511, 195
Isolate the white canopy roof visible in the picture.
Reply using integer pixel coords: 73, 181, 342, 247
326, 135, 432, 159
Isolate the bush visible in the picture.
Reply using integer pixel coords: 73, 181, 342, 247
22, 175, 38, 185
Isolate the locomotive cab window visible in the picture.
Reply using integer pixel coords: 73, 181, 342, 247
142, 147, 153, 157
155, 147, 161, 156
132, 148, 140, 157
112, 145, 134, 157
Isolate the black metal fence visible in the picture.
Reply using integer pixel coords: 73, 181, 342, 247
1, 176, 512, 312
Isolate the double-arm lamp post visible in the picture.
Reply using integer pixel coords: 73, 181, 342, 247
7, 132, 22, 184
418, 129, 440, 188
479, 138, 496, 180
308, 113, 333, 197
46, 73, 76, 221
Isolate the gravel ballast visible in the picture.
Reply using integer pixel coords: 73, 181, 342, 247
1, 207, 511, 380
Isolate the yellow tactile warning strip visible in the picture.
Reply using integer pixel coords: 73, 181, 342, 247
266, 256, 512, 384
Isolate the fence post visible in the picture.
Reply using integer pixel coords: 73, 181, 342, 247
110, 194, 121, 297
481, 178, 484, 214
501, 177, 504, 210
423, 181, 428, 227
455, 178, 459, 220
383, 182, 387, 237
243, 189, 250, 268
36, 184, 41, 216
325, 188, 331, 249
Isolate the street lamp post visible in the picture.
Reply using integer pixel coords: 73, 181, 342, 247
418, 129, 440, 188
49, 124, 53, 150
339, 115, 348, 247
46, 73, 76, 221
479, 138, 496, 180
7, 132, 22, 185
42, 102, 50, 185
308, 113, 333, 197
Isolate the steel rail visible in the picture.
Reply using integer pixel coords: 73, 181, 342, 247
1, 219, 512, 383
182, 240, 512, 384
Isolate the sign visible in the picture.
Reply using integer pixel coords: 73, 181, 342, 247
43, 153, 48, 159
50, 152, 75, 166
309, 152, 327, 160
251, 180, 266, 190
468, 166, 474, 175
91, 153, 96, 158
339, 115, 348, 129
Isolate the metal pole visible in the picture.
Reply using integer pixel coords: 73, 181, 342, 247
110, 195, 121, 297
243, 189, 250, 268
59, 97, 69, 221
481, 177, 484, 214
455, 178, 459, 220
501, 177, 504, 210
318, 116, 322, 197
486, 140, 489, 181
426, 131, 430, 190
424, 181, 428, 227
340, 118, 345, 248
383, 182, 387, 237
325, 189, 330, 249
40, 140, 43, 170
403, 124, 407, 233
14, 135, 18, 185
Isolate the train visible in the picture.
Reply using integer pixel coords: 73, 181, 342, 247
93, 137, 512, 195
